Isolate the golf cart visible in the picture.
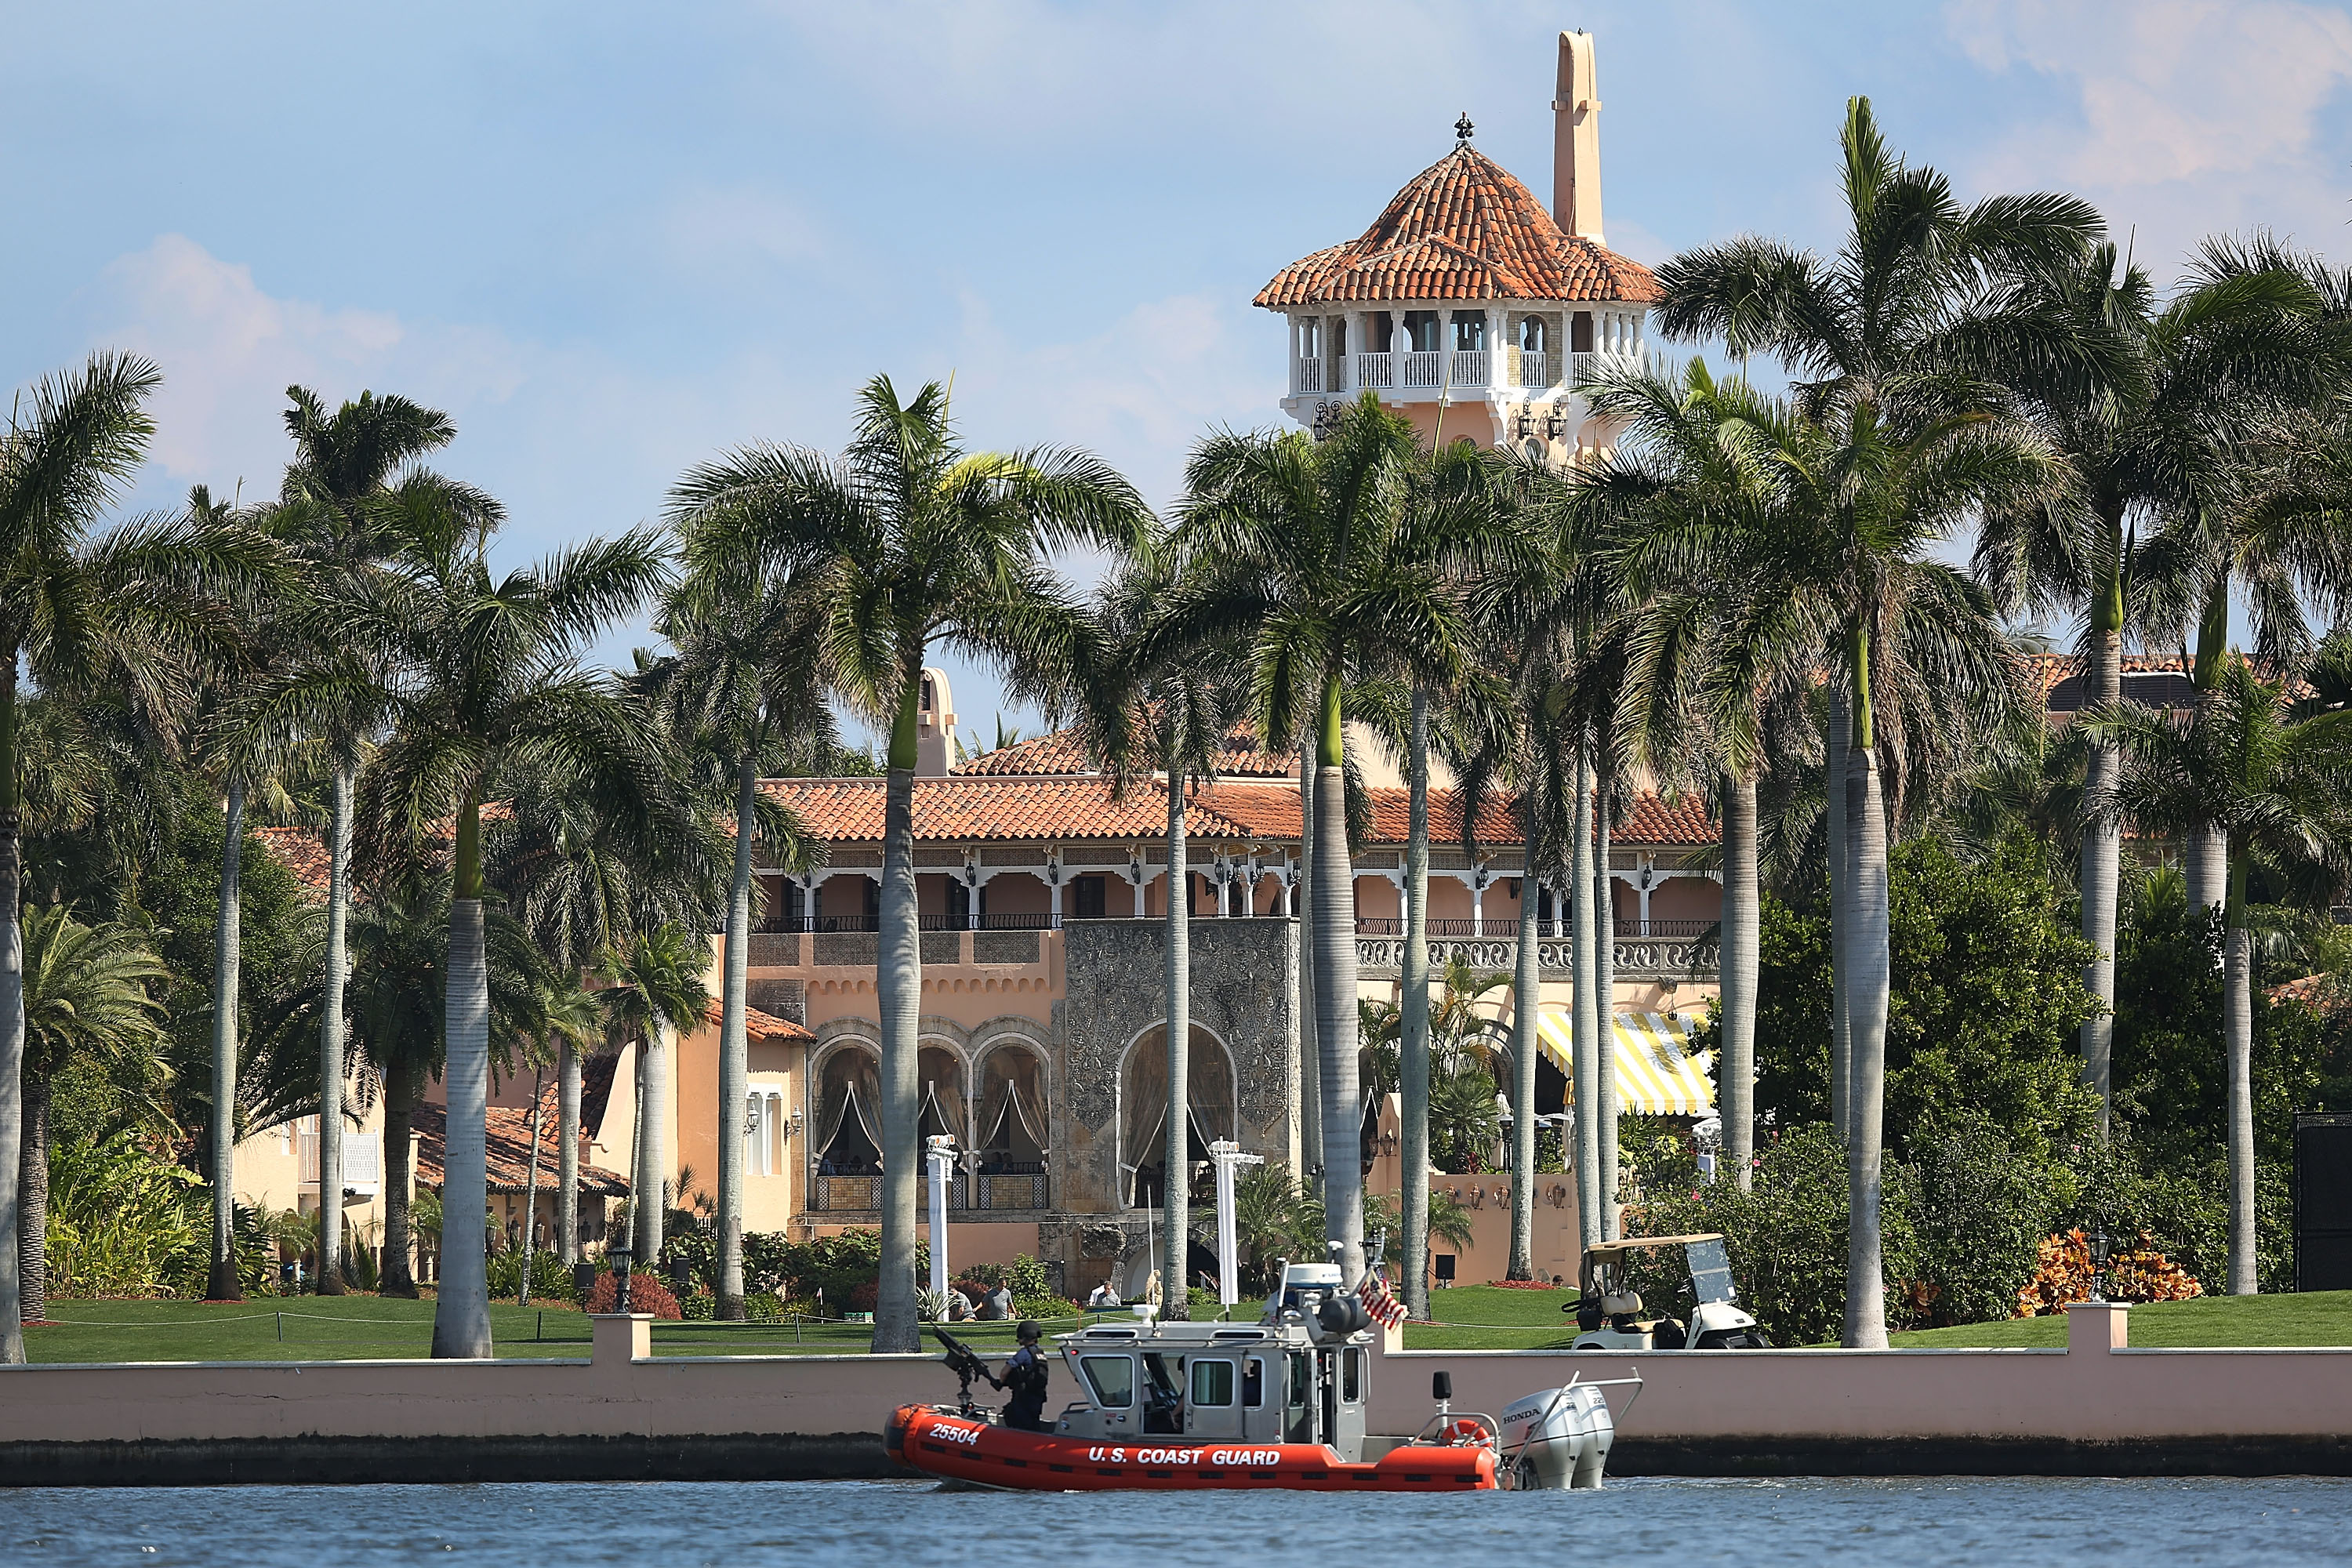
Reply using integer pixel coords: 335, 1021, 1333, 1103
1566, 1233, 1769, 1350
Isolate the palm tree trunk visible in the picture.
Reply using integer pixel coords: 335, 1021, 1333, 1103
316, 762, 353, 1295
1163, 757, 1192, 1318
2223, 848, 2257, 1294
206, 779, 247, 1302
1311, 675, 1363, 1283
2080, 551, 2126, 1139
432, 799, 493, 1358
873, 673, 924, 1353
381, 1062, 421, 1298
1720, 771, 1760, 1191
638, 1023, 668, 1268
1508, 824, 1541, 1280
2186, 574, 2230, 915
520, 1068, 543, 1305
717, 758, 757, 1320
626, 1049, 645, 1255
1842, 636, 1891, 1351
17, 1073, 48, 1324
557, 1038, 581, 1265
1399, 686, 1433, 1319
1296, 732, 1322, 1191
0, 658, 20, 1363
1595, 771, 1618, 1243
1826, 691, 1850, 1144
1570, 731, 1600, 1255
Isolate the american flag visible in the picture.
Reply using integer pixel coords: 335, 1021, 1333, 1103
1359, 1269, 1408, 1330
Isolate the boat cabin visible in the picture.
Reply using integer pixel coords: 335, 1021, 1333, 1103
1048, 1319, 1373, 1459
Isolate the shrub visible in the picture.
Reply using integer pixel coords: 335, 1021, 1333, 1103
680, 1287, 715, 1321
2016, 1229, 2203, 1316
582, 1269, 682, 1319
743, 1291, 786, 1323
960, 1253, 1055, 1299
486, 1250, 577, 1304
44, 1133, 208, 1300
1014, 1294, 1081, 1321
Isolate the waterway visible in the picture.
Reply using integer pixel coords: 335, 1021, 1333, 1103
4, 1476, 2349, 1565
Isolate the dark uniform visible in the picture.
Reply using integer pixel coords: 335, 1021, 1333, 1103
1002, 1326, 1051, 1432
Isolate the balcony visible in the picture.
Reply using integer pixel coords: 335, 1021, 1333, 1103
1331, 347, 1641, 401
1293, 356, 1326, 394
1353, 924, 1718, 983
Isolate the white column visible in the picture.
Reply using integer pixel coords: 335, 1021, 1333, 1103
925, 1136, 955, 1299
1048, 878, 1063, 925
1133, 870, 1148, 918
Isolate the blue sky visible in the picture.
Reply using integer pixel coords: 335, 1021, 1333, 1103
8, 1, 2352, 748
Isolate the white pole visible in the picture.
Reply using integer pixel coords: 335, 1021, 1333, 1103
926, 1135, 954, 1302
1210, 1139, 1265, 1308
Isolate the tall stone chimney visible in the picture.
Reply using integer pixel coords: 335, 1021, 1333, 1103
1552, 29, 1604, 245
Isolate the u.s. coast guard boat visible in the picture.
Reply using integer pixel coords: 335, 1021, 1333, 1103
887, 1261, 1632, 1492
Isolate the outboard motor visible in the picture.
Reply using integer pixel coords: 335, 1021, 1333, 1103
1497, 1381, 1617, 1490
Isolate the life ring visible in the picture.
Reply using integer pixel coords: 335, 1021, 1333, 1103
1439, 1417, 1492, 1446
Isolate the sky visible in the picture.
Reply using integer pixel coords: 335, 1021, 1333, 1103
6, 0, 2352, 749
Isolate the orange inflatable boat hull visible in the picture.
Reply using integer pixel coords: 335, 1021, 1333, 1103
887, 1403, 1497, 1492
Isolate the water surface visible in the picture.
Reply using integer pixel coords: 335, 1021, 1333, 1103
5, 1476, 2348, 1565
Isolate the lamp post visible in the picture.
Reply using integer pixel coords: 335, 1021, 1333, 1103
1209, 1140, 1265, 1312
926, 1134, 956, 1306
2089, 1228, 2111, 1304
608, 1243, 633, 1315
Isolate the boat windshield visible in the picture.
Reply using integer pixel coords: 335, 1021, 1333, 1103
1687, 1237, 1737, 1305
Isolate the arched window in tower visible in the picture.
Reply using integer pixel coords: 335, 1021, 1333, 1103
1519, 316, 1549, 354
917, 1044, 968, 1145
1120, 1025, 1238, 1210
812, 1045, 882, 1176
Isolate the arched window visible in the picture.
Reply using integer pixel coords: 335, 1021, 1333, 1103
917, 1044, 968, 1145
812, 1044, 882, 1175
1519, 315, 1549, 354
1120, 1025, 1237, 1210
975, 1043, 1049, 1174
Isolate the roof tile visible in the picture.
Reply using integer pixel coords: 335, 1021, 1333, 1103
1256, 144, 1661, 308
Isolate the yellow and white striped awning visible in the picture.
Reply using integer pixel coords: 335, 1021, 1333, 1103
1532, 1008, 1715, 1116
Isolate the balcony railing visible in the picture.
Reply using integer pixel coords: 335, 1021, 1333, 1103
1400, 350, 1444, 389
1449, 348, 1489, 386
1519, 350, 1552, 387
1355, 351, 1394, 389
808, 1167, 1049, 1213
1294, 357, 1325, 394
786, 913, 1065, 935
1354, 916, 1715, 939
298, 1134, 382, 1192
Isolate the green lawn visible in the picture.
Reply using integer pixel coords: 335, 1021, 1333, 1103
34, 1287, 2352, 1362
1884, 1290, 2352, 1349
1403, 1284, 1584, 1349
25, 1298, 1067, 1363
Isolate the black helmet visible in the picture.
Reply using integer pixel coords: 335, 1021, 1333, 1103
1015, 1319, 1043, 1344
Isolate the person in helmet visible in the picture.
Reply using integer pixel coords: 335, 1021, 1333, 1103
1001, 1319, 1051, 1432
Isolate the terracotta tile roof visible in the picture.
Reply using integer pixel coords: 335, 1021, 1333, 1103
699, 996, 810, 1043
1255, 144, 1661, 308
954, 724, 1294, 779
764, 775, 1717, 851
256, 826, 331, 897
412, 1098, 630, 1197
759, 776, 1265, 843
2268, 973, 2344, 1011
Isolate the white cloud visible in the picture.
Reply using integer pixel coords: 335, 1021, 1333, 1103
1948, 0, 2352, 267
93, 234, 532, 501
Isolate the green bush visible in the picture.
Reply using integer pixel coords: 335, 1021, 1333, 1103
680, 1287, 714, 1320
960, 1253, 1055, 1299
743, 1290, 786, 1323
45, 1133, 208, 1299
485, 1250, 576, 1303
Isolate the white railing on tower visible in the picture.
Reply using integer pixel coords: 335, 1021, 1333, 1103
1294, 358, 1324, 394
1400, 350, 1443, 389
1519, 350, 1553, 388
1567, 348, 1643, 389
1356, 351, 1394, 390
1448, 348, 1489, 387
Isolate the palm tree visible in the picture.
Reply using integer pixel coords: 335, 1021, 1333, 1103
655, 546, 833, 1319
1160, 393, 1489, 1283
2090, 655, 2352, 1293
1586, 361, 1837, 1192
268, 386, 492, 1292
12, 906, 169, 1323
666, 375, 1150, 1352
1653, 99, 2088, 1345
2, 352, 273, 1359
1973, 240, 2351, 1133
535, 978, 606, 1266
595, 924, 710, 1269
360, 514, 669, 1356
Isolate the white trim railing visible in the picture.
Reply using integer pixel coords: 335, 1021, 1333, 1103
1449, 348, 1489, 387
1519, 350, 1552, 388
1400, 350, 1443, 389
1294, 357, 1325, 394
1355, 350, 1393, 390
